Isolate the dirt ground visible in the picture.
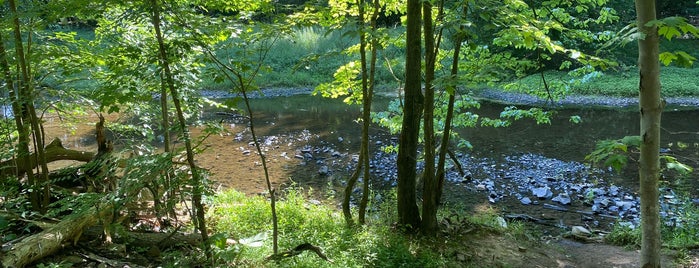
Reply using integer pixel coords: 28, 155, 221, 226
37, 113, 699, 268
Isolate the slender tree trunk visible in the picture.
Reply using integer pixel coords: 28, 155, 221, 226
159, 73, 171, 153
343, 153, 362, 225
635, 0, 663, 267
420, 0, 438, 235
0, 33, 25, 179
9, 0, 51, 212
193, 26, 281, 254
397, 0, 423, 230
436, 4, 467, 208
158, 68, 173, 219
239, 83, 279, 254
342, 0, 369, 227
358, 0, 380, 225
149, 0, 209, 258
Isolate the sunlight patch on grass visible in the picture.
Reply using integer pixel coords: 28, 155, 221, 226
502, 66, 699, 98
204, 188, 540, 267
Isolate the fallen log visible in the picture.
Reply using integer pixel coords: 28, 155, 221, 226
1, 115, 113, 268
81, 226, 202, 249
1, 204, 112, 268
0, 138, 95, 178
265, 243, 332, 263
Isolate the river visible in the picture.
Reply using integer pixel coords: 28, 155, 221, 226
211, 93, 698, 230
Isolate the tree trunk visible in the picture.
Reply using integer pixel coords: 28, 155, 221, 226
342, 153, 363, 225
358, 0, 380, 225
0, 138, 95, 177
635, 0, 663, 267
0, 31, 26, 179
149, 0, 209, 257
397, 0, 423, 230
436, 4, 467, 209
421, 0, 438, 235
239, 76, 279, 254
1, 203, 112, 268
8, 0, 51, 212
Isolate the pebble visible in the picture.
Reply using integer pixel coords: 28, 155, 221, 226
571, 226, 591, 236
318, 166, 329, 175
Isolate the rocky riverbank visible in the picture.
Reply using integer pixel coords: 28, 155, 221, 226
203, 87, 698, 231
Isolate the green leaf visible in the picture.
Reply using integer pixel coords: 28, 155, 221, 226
659, 51, 696, 67
604, 154, 628, 173
666, 162, 694, 174
658, 25, 682, 40
620, 135, 641, 147
659, 52, 678, 66
675, 51, 696, 68
569, 115, 581, 124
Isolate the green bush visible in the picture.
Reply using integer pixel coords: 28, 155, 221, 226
605, 223, 641, 247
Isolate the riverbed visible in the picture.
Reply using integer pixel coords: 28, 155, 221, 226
196, 92, 698, 232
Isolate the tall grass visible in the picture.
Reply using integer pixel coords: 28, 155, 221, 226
502, 66, 699, 97
200, 25, 406, 91
203, 189, 447, 267
185, 188, 539, 267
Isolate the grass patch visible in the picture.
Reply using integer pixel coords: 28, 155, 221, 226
193, 188, 544, 267
204, 189, 446, 267
605, 196, 699, 251
199, 25, 406, 91
503, 66, 699, 98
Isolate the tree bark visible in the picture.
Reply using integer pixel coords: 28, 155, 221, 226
358, 0, 380, 225
149, 0, 209, 258
436, 4, 467, 209
0, 138, 95, 177
397, 0, 423, 230
635, 0, 663, 267
421, 0, 438, 235
8, 0, 51, 212
1, 203, 112, 268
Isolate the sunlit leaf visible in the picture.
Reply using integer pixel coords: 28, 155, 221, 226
659, 52, 678, 66
569, 115, 582, 124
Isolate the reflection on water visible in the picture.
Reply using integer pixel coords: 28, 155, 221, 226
212, 94, 698, 191
1, 105, 12, 119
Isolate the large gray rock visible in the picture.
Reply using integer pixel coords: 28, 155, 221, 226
532, 187, 553, 199
552, 193, 571, 205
